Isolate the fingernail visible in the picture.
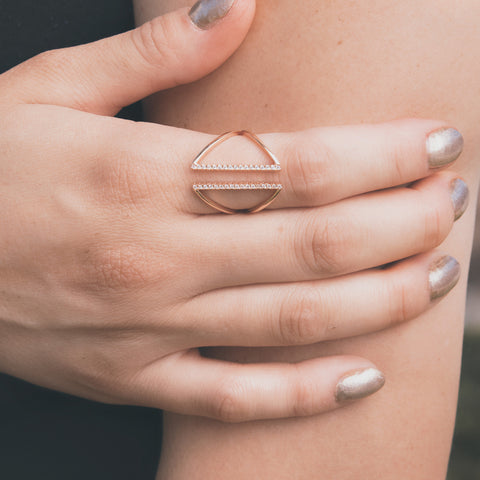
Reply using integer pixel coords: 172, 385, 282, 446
427, 127, 464, 168
189, 0, 235, 29
429, 255, 461, 301
450, 178, 469, 221
335, 368, 385, 403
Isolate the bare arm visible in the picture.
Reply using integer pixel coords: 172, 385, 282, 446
134, 0, 480, 478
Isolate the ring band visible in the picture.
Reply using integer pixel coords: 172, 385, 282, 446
191, 130, 282, 214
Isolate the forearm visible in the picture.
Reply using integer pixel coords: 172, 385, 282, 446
134, 1, 480, 478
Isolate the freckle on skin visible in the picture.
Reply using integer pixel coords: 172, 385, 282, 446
337, 39, 343, 45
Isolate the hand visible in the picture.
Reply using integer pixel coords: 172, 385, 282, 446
0, 0, 467, 422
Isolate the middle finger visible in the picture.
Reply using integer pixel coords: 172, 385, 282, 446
192, 171, 466, 291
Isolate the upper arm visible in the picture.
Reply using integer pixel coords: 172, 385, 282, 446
134, 1, 480, 478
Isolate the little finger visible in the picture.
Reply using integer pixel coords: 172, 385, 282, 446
127, 350, 385, 422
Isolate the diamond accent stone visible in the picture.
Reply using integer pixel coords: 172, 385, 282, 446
193, 183, 283, 191
192, 163, 280, 171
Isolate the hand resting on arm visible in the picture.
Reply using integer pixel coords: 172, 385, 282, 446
0, 0, 467, 431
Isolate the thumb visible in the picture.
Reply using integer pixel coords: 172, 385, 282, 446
0, 0, 255, 115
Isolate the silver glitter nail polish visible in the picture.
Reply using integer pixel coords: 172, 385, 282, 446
450, 178, 469, 221
189, 0, 235, 29
335, 368, 385, 403
426, 127, 464, 168
429, 255, 461, 301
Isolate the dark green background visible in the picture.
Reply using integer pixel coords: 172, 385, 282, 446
448, 333, 480, 479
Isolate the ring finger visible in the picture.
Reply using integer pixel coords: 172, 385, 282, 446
177, 251, 460, 348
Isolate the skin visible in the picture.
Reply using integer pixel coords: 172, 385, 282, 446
0, 0, 462, 429
133, 0, 480, 479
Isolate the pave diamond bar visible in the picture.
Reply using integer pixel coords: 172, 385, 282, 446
193, 183, 283, 191
191, 164, 281, 171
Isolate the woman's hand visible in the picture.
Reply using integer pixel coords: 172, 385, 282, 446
0, 0, 468, 422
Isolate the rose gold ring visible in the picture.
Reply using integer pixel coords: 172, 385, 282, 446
191, 130, 282, 214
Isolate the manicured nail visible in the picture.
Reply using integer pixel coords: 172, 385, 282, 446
450, 178, 469, 221
335, 368, 385, 403
429, 255, 461, 301
189, 0, 235, 29
427, 127, 464, 168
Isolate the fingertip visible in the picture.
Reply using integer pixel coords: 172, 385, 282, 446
188, 0, 256, 31
426, 126, 464, 169
386, 118, 464, 172
186, 0, 256, 67
381, 250, 461, 324
335, 367, 386, 403
157, 0, 256, 89
428, 253, 461, 302
286, 357, 385, 417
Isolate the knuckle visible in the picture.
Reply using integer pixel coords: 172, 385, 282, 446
382, 122, 413, 183
391, 144, 408, 183
385, 278, 412, 327
22, 49, 101, 112
26, 49, 80, 94
422, 203, 443, 249
209, 379, 249, 423
295, 214, 345, 276
276, 287, 323, 345
29, 48, 65, 71
131, 16, 183, 78
284, 132, 333, 203
290, 366, 317, 417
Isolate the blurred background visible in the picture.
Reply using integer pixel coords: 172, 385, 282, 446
447, 193, 480, 480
